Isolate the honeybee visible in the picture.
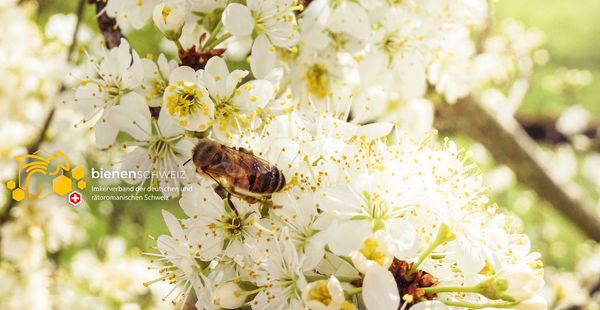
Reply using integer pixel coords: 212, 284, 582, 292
191, 140, 286, 206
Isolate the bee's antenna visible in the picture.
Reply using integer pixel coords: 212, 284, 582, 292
183, 158, 192, 166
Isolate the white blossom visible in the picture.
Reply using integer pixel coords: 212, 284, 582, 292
106, 92, 194, 197
75, 39, 143, 148
105, 0, 160, 29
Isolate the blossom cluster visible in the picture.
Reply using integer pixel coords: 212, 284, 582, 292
150, 115, 546, 310
71, 0, 549, 309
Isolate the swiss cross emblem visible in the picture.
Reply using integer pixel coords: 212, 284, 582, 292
68, 191, 82, 206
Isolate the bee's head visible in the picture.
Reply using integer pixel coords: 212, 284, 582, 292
192, 139, 220, 168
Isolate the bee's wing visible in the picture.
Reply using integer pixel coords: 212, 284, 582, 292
203, 147, 273, 179
233, 151, 275, 175
201, 147, 249, 179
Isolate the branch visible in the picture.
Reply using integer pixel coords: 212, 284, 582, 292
90, 0, 124, 49
516, 115, 600, 150
0, 0, 86, 224
591, 277, 600, 296
439, 113, 600, 150
435, 97, 600, 241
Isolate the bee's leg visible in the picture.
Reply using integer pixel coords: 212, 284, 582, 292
237, 194, 279, 209
232, 191, 280, 209
244, 195, 279, 209
261, 198, 281, 209
239, 196, 259, 205
212, 184, 228, 199
225, 193, 243, 223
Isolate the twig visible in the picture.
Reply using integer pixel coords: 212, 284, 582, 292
435, 96, 600, 241
0, 0, 86, 224
90, 0, 124, 49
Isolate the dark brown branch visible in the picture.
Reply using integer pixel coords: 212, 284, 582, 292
435, 97, 600, 241
517, 115, 600, 149
590, 277, 600, 296
90, 0, 124, 49
517, 115, 570, 144
178, 33, 226, 70
439, 113, 600, 150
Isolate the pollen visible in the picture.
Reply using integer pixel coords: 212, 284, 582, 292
308, 281, 332, 305
166, 84, 210, 121
304, 64, 330, 99
359, 238, 387, 265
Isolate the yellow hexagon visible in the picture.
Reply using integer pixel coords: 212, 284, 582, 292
52, 175, 72, 196
6, 180, 16, 190
77, 180, 87, 190
72, 166, 85, 180
12, 188, 24, 201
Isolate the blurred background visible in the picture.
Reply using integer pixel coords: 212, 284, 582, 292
1, 0, 600, 309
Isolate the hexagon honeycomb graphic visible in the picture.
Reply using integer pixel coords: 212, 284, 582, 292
12, 188, 24, 202
52, 175, 72, 196
6, 180, 16, 190
72, 166, 85, 180
77, 180, 87, 190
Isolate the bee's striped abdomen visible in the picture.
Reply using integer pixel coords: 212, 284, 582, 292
249, 163, 286, 194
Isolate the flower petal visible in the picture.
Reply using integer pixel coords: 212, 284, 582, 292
120, 147, 149, 184
356, 122, 393, 140
232, 80, 274, 113
222, 3, 254, 36
203, 56, 230, 98
158, 104, 184, 137
168, 66, 198, 84
326, 220, 370, 255
162, 210, 185, 241
250, 35, 276, 79
106, 92, 151, 141
95, 114, 119, 148
362, 266, 400, 310
410, 301, 449, 310
226, 69, 249, 97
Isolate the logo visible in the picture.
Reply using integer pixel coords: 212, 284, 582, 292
6, 149, 86, 203
68, 191, 83, 206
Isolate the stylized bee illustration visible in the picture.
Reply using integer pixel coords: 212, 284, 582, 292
191, 140, 286, 207
14, 150, 70, 200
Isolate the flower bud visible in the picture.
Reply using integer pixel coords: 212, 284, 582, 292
152, 3, 185, 41
500, 266, 544, 302
212, 282, 246, 309
480, 265, 544, 302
